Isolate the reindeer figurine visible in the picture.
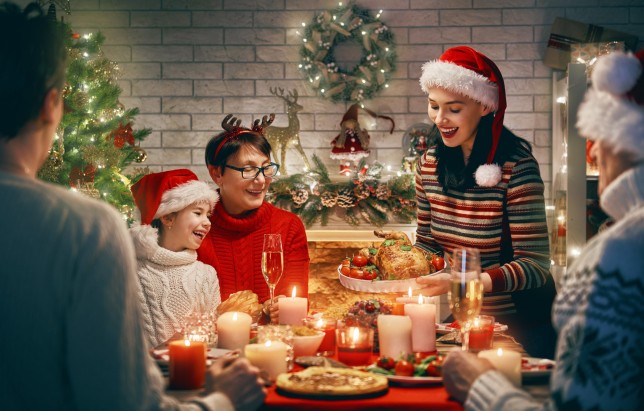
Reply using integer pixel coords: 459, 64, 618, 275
264, 87, 311, 175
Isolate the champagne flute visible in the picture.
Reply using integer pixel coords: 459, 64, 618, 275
262, 234, 284, 309
448, 247, 483, 351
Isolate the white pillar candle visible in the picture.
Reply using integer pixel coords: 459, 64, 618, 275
278, 287, 308, 325
377, 315, 412, 358
216, 311, 252, 351
422, 295, 441, 324
404, 295, 436, 353
478, 348, 522, 387
245, 340, 288, 381
395, 287, 417, 304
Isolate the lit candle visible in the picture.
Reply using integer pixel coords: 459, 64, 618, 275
468, 315, 495, 352
403, 294, 436, 353
336, 324, 373, 366
168, 339, 206, 390
395, 287, 417, 304
244, 340, 288, 381
216, 311, 252, 351
377, 314, 412, 358
278, 287, 308, 325
478, 348, 522, 386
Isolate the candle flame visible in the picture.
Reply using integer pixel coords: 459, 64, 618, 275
232, 312, 238, 321
291, 286, 297, 298
407, 287, 412, 298
473, 317, 480, 328
418, 294, 423, 304
497, 348, 503, 356
316, 318, 324, 328
265, 340, 272, 347
351, 327, 360, 343
184, 339, 191, 346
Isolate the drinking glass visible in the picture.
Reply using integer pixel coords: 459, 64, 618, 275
448, 247, 483, 351
262, 234, 284, 309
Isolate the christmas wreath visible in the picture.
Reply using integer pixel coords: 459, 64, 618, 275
267, 155, 416, 227
298, 3, 396, 103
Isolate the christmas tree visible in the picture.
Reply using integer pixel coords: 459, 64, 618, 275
38, 27, 151, 222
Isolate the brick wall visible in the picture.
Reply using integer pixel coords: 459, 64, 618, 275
18, 0, 644, 202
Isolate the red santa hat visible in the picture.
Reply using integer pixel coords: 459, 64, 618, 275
420, 46, 507, 186
577, 50, 644, 162
130, 169, 218, 225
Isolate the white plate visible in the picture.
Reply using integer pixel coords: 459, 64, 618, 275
386, 374, 442, 387
337, 265, 446, 293
522, 357, 555, 379
436, 322, 508, 334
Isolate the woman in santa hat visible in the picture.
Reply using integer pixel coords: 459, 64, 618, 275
200, 114, 310, 324
440, 49, 644, 411
414, 46, 557, 359
130, 169, 221, 348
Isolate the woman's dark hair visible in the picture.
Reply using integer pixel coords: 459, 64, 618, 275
434, 113, 531, 190
0, 2, 67, 139
204, 130, 272, 174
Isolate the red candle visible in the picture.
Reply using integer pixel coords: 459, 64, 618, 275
337, 347, 372, 366
468, 316, 495, 352
336, 325, 373, 366
169, 339, 206, 390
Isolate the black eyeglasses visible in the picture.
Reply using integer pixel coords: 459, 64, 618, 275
224, 162, 280, 180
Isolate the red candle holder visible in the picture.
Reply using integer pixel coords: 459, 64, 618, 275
468, 315, 495, 352
335, 321, 373, 366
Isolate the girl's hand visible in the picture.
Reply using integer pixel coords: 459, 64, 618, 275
415, 273, 450, 296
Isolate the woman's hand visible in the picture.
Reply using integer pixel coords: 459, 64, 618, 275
415, 272, 450, 296
442, 350, 494, 403
205, 351, 267, 409
262, 295, 285, 324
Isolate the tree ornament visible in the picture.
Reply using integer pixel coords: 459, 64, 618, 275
299, 3, 397, 103
336, 187, 357, 208
77, 182, 100, 199
132, 146, 148, 163
375, 183, 391, 200
290, 188, 309, 207
320, 191, 338, 207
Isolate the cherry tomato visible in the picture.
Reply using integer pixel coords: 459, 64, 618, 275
363, 270, 378, 281
340, 266, 350, 276
431, 255, 445, 270
349, 267, 364, 279
341, 257, 351, 268
377, 356, 396, 370
448, 320, 460, 329
352, 254, 368, 267
394, 360, 415, 376
425, 361, 441, 377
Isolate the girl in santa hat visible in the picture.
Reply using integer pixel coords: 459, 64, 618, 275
414, 46, 557, 359
130, 169, 221, 348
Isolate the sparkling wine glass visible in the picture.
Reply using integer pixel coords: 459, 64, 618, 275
448, 247, 483, 351
262, 234, 284, 309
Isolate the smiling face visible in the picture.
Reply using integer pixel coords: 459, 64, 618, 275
160, 203, 212, 252
427, 87, 491, 159
208, 144, 273, 216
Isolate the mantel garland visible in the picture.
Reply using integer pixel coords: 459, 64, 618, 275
298, 2, 396, 103
267, 155, 416, 227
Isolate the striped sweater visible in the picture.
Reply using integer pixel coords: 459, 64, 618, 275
415, 142, 552, 317
197, 201, 310, 303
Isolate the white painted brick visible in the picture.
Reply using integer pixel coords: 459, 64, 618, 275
567, 7, 630, 24
163, 131, 216, 147
66, 12, 130, 28
409, 27, 471, 44
164, 29, 224, 45
228, 0, 284, 9
195, 46, 256, 62
300, 131, 333, 149
512, 129, 534, 142
118, 80, 132, 96
163, 63, 222, 79
132, 80, 192, 96
380, 79, 424, 97
193, 114, 247, 131
162, 97, 222, 114
145, 148, 193, 165
409, 96, 428, 113
253, 11, 317, 28
120, 97, 161, 113
534, 95, 552, 112
382, 10, 439, 27
223, 63, 284, 79
133, 46, 193, 62
474, 0, 534, 6
256, 46, 300, 63
193, 11, 254, 27
195, 80, 256, 96
506, 95, 533, 112
369, 131, 404, 148
411, 0, 472, 8
502, 8, 563, 25
390, 27, 409, 45
294, 113, 315, 131
297, 98, 348, 114
467, 44, 506, 60
101, 28, 161, 45
256, 80, 315, 96
497, 61, 533, 78
533, 24, 551, 44
505, 78, 551, 95
140, 131, 161, 148
397, 44, 445, 62
441, 10, 501, 26
504, 112, 551, 130
223, 97, 284, 113
136, 114, 191, 130
376, 149, 404, 167
533, 146, 551, 165
131, 11, 191, 27
533, 61, 553, 78
315, 114, 343, 131
163, 0, 223, 9
102, 46, 132, 62
534, 130, 551, 147
473, 26, 533, 43
507, 43, 543, 60
536, 0, 594, 6
226, 29, 286, 45
63, 0, 99, 10
118, 63, 161, 79
100, 0, 160, 9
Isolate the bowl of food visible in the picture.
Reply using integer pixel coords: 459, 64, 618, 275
291, 326, 325, 358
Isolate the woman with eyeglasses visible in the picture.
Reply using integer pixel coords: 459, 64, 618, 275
198, 114, 310, 324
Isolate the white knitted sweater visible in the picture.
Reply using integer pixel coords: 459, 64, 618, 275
130, 225, 221, 348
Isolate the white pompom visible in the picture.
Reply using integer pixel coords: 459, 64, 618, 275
475, 164, 502, 187
592, 51, 642, 95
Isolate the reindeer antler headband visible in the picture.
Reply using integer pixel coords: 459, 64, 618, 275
213, 113, 275, 162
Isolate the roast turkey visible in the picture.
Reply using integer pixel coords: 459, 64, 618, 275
366, 230, 436, 280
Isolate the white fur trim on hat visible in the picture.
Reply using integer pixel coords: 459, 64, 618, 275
577, 51, 644, 162
475, 163, 502, 187
420, 60, 499, 111
153, 180, 219, 220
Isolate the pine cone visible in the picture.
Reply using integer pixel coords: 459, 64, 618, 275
320, 191, 338, 207
353, 184, 370, 200
336, 187, 357, 208
375, 183, 391, 200
291, 188, 309, 206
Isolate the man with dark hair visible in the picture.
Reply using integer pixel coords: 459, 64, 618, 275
0, 3, 266, 410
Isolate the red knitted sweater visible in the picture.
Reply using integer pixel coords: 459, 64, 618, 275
197, 201, 310, 303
